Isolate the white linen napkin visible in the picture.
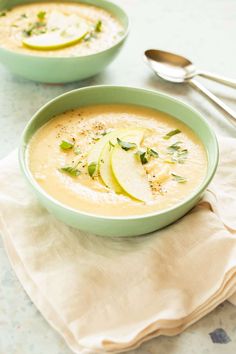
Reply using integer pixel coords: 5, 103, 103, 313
0, 137, 236, 354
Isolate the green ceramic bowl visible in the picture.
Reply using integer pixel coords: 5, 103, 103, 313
0, 0, 129, 83
19, 86, 219, 237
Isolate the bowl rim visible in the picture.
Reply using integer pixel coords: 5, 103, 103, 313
19, 84, 219, 221
0, 0, 130, 60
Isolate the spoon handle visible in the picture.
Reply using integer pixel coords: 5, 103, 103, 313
198, 71, 236, 88
190, 78, 236, 127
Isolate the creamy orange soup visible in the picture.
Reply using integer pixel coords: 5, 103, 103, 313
28, 105, 207, 216
0, 2, 124, 56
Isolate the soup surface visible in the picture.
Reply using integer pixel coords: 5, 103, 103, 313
0, 2, 124, 56
28, 104, 207, 216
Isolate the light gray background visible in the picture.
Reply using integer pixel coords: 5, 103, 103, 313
0, 0, 236, 353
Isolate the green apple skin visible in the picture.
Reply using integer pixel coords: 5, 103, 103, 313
99, 142, 124, 193
22, 30, 88, 51
87, 130, 123, 176
111, 132, 153, 202
111, 147, 153, 202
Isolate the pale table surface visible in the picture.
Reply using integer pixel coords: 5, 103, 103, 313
0, 0, 236, 353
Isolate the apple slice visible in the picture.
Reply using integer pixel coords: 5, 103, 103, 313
87, 130, 122, 176
87, 128, 146, 177
111, 134, 153, 202
22, 20, 89, 50
99, 142, 123, 193
98, 128, 147, 192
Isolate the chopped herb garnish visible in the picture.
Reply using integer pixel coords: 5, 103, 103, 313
88, 162, 97, 177
22, 21, 47, 37
167, 141, 182, 152
177, 149, 188, 164
148, 148, 159, 158
83, 20, 102, 42
92, 137, 100, 142
136, 147, 159, 165
74, 147, 81, 155
60, 164, 81, 177
0, 11, 7, 17
95, 20, 102, 32
101, 131, 107, 136
163, 129, 181, 140
117, 138, 137, 151
37, 11, 46, 21
167, 141, 188, 164
22, 11, 47, 37
171, 173, 187, 183
60, 140, 74, 150
136, 150, 149, 165
20, 13, 27, 19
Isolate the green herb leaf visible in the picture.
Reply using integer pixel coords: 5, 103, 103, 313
95, 20, 102, 32
83, 20, 102, 42
22, 28, 32, 37
136, 151, 149, 165
60, 165, 81, 177
117, 138, 137, 151
88, 162, 97, 177
74, 147, 81, 155
22, 20, 47, 37
171, 173, 187, 183
167, 141, 182, 152
60, 140, 74, 150
136, 147, 159, 165
163, 129, 181, 140
37, 11, 46, 21
177, 149, 188, 164
0, 11, 7, 17
147, 148, 159, 158
167, 142, 188, 164
20, 13, 27, 19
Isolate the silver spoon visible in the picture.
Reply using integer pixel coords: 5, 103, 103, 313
145, 49, 236, 127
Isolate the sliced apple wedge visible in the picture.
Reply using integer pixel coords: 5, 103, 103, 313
99, 142, 123, 193
22, 21, 89, 50
98, 128, 147, 192
111, 134, 153, 202
87, 130, 122, 176
87, 128, 146, 177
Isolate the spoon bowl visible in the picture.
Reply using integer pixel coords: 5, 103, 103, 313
145, 49, 196, 83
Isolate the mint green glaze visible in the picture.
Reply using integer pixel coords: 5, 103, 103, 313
19, 86, 219, 237
0, 0, 129, 83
